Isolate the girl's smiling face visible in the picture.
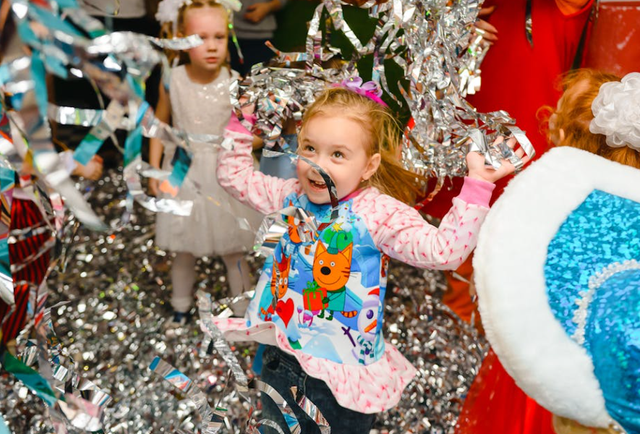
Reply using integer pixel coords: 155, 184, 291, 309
297, 114, 381, 204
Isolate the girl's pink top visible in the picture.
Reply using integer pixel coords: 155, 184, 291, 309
214, 127, 495, 414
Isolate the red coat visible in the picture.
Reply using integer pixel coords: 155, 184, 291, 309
421, 0, 594, 218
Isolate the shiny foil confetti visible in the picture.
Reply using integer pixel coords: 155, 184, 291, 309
0, 171, 262, 434
3, 0, 229, 220
374, 264, 488, 434
292, 386, 330, 433
378, 0, 535, 183
237, 0, 533, 193
253, 206, 318, 257
230, 64, 351, 150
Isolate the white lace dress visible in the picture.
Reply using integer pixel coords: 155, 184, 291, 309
155, 66, 261, 257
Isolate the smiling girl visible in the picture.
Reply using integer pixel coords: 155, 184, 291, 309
215, 83, 527, 433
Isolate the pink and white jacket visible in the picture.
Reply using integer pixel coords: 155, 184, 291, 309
215, 128, 494, 414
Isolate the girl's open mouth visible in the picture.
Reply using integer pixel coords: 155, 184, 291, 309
309, 179, 327, 190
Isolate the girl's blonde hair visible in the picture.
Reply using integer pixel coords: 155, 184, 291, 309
539, 68, 640, 169
159, 0, 229, 65
552, 415, 620, 434
300, 87, 424, 205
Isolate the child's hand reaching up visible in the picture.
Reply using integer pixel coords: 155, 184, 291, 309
466, 136, 530, 183
72, 155, 104, 181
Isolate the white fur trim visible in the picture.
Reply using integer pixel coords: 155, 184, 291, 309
474, 146, 640, 428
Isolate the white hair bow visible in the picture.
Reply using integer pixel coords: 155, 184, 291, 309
156, 0, 241, 26
590, 72, 640, 151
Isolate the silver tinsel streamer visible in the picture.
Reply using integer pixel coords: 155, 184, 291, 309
0, 172, 261, 434
1, 0, 236, 220
230, 64, 351, 150
372, 0, 534, 182
234, 0, 534, 191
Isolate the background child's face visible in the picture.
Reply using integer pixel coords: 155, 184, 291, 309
183, 6, 228, 74
297, 114, 380, 204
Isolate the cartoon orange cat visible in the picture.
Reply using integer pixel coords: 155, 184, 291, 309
312, 240, 356, 321
271, 252, 291, 299
260, 251, 291, 320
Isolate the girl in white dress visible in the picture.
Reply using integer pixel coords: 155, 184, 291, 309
151, 0, 259, 324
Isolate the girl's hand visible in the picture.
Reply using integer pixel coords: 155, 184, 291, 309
72, 155, 103, 180
466, 136, 531, 183
473, 6, 497, 45
473, 19, 498, 44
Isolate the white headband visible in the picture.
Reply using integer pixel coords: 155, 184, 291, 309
156, 0, 241, 26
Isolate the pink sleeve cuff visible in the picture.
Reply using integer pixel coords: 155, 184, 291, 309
225, 110, 253, 135
457, 176, 495, 207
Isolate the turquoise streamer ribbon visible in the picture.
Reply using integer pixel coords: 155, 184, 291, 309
124, 125, 143, 168
74, 129, 107, 166
28, 51, 48, 119
0, 413, 10, 434
0, 167, 14, 193
0, 240, 9, 282
73, 102, 125, 166
28, 3, 83, 37
0, 65, 16, 86
123, 101, 149, 167
167, 146, 192, 188
56, 0, 80, 8
0, 351, 58, 407
123, 77, 146, 167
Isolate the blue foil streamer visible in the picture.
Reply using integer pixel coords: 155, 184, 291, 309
74, 128, 108, 166
0, 413, 10, 434
28, 3, 83, 37
29, 51, 49, 119
167, 146, 192, 188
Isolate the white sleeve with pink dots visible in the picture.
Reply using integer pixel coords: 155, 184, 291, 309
354, 178, 495, 270
217, 130, 302, 215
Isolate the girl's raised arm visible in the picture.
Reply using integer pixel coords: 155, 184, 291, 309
217, 120, 300, 215
149, 83, 171, 197
364, 177, 494, 270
